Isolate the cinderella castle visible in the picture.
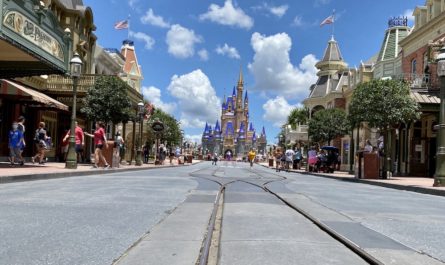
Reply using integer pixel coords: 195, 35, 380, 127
201, 69, 267, 157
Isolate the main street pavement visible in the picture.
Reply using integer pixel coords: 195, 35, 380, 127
1, 162, 445, 264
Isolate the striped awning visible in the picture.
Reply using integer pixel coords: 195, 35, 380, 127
1, 79, 68, 111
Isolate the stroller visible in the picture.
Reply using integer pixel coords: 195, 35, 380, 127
317, 146, 339, 173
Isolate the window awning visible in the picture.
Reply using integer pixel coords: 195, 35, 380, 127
1, 79, 68, 111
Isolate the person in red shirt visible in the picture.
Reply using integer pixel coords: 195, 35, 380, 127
84, 121, 109, 168
63, 121, 85, 163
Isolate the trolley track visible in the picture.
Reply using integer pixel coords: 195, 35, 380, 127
191, 164, 383, 265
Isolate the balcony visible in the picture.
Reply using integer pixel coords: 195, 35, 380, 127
393, 73, 439, 90
45, 74, 96, 93
45, 74, 142, 103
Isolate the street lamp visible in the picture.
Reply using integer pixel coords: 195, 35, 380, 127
135, 102, 144, 166
434, 46, 445, 186
65, 52, 82, 169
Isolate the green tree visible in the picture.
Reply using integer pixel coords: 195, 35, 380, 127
287, 107, 309, 129
81, 76, 132, 124
348, 79, 420, 178
308, 108, 349, 145
147, 108, 182, 147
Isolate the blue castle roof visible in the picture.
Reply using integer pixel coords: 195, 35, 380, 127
249, 122, 254, 132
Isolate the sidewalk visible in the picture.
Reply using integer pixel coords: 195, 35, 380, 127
0, 160, 201, 184
259, 162, 445, 197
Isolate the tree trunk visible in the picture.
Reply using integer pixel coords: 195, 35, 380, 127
349, 127, 355, 174
382, 127, 392, 179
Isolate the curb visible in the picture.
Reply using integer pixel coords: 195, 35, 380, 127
258, 164, 445, 197
0, 162, 203, 185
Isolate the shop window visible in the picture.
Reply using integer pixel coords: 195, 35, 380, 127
411, 59, 417, 75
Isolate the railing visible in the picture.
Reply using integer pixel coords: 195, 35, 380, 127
46, 74, 96, 93
393, 73, 439, 90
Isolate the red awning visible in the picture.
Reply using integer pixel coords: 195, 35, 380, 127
0, 79, 68, 111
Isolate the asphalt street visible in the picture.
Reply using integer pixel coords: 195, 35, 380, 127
0, 164, 209, 265
1, 162, 444, 265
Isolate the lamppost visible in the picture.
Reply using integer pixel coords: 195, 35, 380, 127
65, 52, 82, 169
135, 102, 144, 166
434, 46, 445, 187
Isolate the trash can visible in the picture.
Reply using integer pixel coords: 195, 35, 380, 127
363, 153, 379, 179
187, 155, 193, 164
269, 158, 274, 167
98, 140, 114, 167
355, 151, 364, 179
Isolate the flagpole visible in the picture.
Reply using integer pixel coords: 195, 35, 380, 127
332, 9, 335, 39
127, 14, 131, 40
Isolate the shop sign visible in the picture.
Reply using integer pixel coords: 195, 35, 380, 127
415, 145, 422, 152
3, 11, 64, 62
152, 121, 165, 132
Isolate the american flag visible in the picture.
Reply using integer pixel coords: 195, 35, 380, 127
114, 20, 129, 30
320, 15, 334, 27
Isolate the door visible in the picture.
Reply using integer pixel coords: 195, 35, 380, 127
410, 138, 427, 176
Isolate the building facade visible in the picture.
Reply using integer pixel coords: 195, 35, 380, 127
202, 70, 267, 157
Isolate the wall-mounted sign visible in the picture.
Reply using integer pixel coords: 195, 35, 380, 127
415, 144, 422, 152
3, 11, 64, 62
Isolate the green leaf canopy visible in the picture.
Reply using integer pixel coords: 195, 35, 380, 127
308, 108, 349, 144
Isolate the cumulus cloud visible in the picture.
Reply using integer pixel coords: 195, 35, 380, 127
167, 69, 221, 128
166, 24, 202, 59
248, 32, 318, 101
185, 134, 202, 144
215, 43, 240, 59
142, 86, 176, 113
198, 49, 209, 61
263, 96, 299, 127
141, 8, 170, 28
252, 3, 288, 18
129, 31, 155, 50
199, 0, 254, 30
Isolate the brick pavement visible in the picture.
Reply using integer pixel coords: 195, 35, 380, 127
0, 159, 200, 183
258, 162, 445, 196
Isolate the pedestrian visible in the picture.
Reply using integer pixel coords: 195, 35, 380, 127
9, 122, 24, 166
294, 148, 302, 169
308, 146, 318, 172
84, 121, 110, 169
32, 122, 48, 164
143, 142, 149, 164
274, 148, 282, 172
158, 144, 166, 165
61, 129, 69, 161
17, 116, 26, 165
285, 149, 295, 172
212, 152, 218, 165
63, 121, 85, 163
364, 139, 373, 153
248, 149, 256, 168
114, 131, 124, 165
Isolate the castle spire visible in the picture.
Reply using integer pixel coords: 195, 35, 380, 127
238, 66, 243, 86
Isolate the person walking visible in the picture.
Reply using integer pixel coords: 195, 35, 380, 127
212, 152, 218, 165
84, 121, 110, 169
17, 116, 26, 165
32, 122, 48, 164
9, 122, 24, 166
63, 121, 85, 163
248, 149, 256, 168
285, 149, 295, 172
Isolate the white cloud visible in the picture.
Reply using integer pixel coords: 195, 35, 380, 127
263, 96, 298, 127
141, 8, 170, 28
129, 31, 155, 50
215, 43, 240, 59
248, 32, 318, 101
185, 134, 202, 145
198, 49, 209, 61
292, 15, 303, 27
253, 3, 288, 18
166, 24, 202, 59
402, 9, 415, 23
199, 0, 254, 30
142, 86, 176, 113
167, 69, 221, 129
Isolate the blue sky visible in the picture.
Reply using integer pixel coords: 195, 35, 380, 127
83, 0, 420, 144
